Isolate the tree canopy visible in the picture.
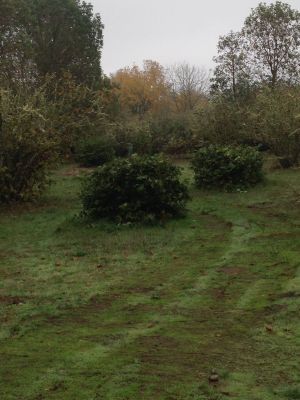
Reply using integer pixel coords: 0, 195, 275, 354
212, 1, 300, 95
0, 0, 104, 88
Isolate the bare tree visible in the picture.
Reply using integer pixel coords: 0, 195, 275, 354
166, 62, 209, 112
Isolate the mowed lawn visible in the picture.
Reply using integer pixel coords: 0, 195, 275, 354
0, 162, 300, 400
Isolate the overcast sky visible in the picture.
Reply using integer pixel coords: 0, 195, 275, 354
92, 0, 300, 75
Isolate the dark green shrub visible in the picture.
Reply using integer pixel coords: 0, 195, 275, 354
111, 122, 154, 157
81, 155, 189, 223
75, 137, 115, 167
191, 145, 263, 190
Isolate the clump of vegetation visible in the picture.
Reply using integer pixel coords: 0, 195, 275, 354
75, 136, 115, 167
191, 145, 263, 190
149, 114, 200, 154
0, 75, 108, 203
111, 121, 154, 157
249, 87, 300, 167
0, 89, 56, 203
81, 155, 189, 223
44, 72, 107, 156
109, 115, 199, 158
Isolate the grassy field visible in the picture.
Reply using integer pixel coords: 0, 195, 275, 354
0, 163, 300, 400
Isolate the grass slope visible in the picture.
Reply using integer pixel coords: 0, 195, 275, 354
0, 164, 299, 400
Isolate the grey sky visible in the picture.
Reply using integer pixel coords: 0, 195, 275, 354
92, 0, 300, 75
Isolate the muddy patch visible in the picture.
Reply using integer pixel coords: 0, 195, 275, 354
278, 291, 300, 299
247, 202, 274, 210
125, 286, 155, 295
0, 295, 28, 305
219, 266, 247, 276
255, 232, 300, 240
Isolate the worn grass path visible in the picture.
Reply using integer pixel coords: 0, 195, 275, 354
0, 165, 299, 399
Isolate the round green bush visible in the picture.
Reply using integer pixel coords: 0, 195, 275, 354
75, 137, 115, 167
191, 145, 264, 190
81, 155, 190, 223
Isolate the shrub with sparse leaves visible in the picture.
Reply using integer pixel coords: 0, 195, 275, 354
191, 145, 263, 190
81, 155, 189, 223
0, 88, 57, 203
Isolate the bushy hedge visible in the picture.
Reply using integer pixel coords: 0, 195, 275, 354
109, 115, 199, 157
191, 145, 263, 190
149, 114, 200, 154
192, 87, 300, 167
75, 137, 115, 167
81, 155, 189, 223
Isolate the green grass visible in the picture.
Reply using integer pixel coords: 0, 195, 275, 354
0, 164, 300, 400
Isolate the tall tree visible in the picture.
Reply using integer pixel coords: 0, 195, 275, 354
0, 0, 34, 88
0, 0, 104, 88
211, 31, 250, 99
244, 1, 300, 87
113, 60, 170, 117
23, 0, 104, 86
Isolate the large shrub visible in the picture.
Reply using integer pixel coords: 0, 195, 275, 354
192, 98, 251, 146
81, 155, 189, 223
0, 70, 113, 203
191, 145, 263, 190
246, 87, 300, 167
47, 73, 107, 154
0, 88, 57, 203
75, 136, 115, 167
